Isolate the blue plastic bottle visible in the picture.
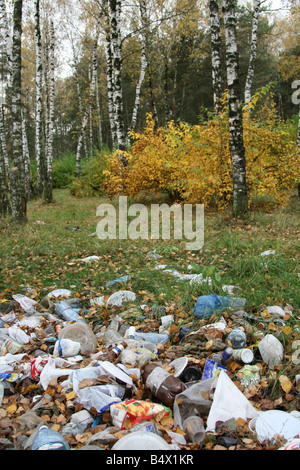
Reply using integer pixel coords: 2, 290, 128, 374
31, 426, 70, 450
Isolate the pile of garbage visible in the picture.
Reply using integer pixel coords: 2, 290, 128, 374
0, 285, 299, 451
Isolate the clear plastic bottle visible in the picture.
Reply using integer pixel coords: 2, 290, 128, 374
55, 301, 82, 322
31, 426, 70, 450
226, 328, 247, 349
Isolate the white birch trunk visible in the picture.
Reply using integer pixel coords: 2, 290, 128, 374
10, 0, 27, 222
0, 104, 11, 193
21, 111, 31, 199
129, 42, 147, 134
244, 0, 260, 105
209, 0, 223, 112
0, 0, 12, 89
109, 0, 127, 155
34, 0, 44, 196
223, 0, 248, 216
44, 20, 55, 203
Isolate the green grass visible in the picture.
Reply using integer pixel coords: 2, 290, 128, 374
0, 189, 299, 321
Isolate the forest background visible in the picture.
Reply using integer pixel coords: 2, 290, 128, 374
0, 0, 299, 221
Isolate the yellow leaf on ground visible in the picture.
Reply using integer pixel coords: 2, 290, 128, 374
279, 375, 293, 393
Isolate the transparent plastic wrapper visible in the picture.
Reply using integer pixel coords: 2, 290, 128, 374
58, 322, 97, 355
70, 365, 126, 413
173, 377, 217, 430
258, 334, 284, 368
54, 338, 81, 358
39, 357, 74, 390
62, 410, 94, 436
134, 332, 169, 345
253, 410, 300, 444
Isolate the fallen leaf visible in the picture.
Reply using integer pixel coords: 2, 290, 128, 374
279, 375, 293, 393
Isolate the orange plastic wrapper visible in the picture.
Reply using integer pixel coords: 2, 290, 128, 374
110, 399, 171, 429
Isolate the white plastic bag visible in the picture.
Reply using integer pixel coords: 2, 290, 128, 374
12, 294, 38, 315
258, 334, 284, 369
206, 370, 259, 432
7, 326, 30, 345
106, 290, 136, 307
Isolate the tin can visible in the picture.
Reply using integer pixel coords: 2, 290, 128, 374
231, 348, 254, 363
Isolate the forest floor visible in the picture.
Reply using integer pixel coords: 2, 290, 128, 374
0, 189, 299, 451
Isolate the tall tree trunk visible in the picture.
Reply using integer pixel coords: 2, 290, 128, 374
21, 111, 31, 199
244, 0, 260, 105
10, 0, 27, 222
209, 0, 223, 112
129, 42, 147, 135
105, 26, 117, 147
34, 0, 44, 196
0, 105, 11, 194
44, 20, 55, 204
0, 146, 10, 215
109, 0, 127, 156
223, 0, 248, 217
0, 0, 12, 88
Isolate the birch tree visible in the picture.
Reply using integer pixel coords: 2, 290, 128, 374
223, 0, 248, 216
209, 0, 223, 112
44, 20, 55, 203
34, 0, 44, 196
108, 0, 127, 155
10, 0, 27, 222
244, 0, 263, 105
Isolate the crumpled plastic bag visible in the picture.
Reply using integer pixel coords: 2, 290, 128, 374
258, 334, 284, 369
70, 366, 125, 413
206, 370, 259, 432
12, 294, 38, 315
106, 290, 136, 308
194, 294, 229, 319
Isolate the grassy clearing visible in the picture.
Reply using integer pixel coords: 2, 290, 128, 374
0, 189, 299, 319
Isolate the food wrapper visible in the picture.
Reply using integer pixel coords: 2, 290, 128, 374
110, 399, 171, 429
202, 359, 229, 380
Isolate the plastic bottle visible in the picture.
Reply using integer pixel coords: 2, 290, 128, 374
226, 328, 247, 349
142, 363, 187, 407
100, 342, 128, 362
0, 333, 23, 355
212, 347, 233, 366
106, 275, 131, 287
134, 332, 169, 345
55, 301, 84, 323
231, 348, 254, 364
31, 426, 70, 450
127, 326, 136, 339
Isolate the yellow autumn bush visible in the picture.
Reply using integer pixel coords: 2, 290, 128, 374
98, 92, 299, 210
